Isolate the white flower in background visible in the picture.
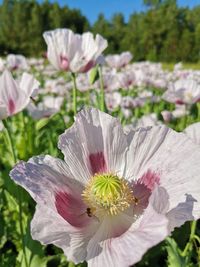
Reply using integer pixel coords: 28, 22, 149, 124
161, 110, 173, 123
174, 62, 183, 71
105, 92, 122, 111
163, 79, 200, 104
118, 71, 135, 89
138, 90, 153, 99
106, 51, 133, 69
43, 78, 69, 96
133, 69, 147, 87
172, 105, 189, 118
27, 103, 57, 120
43, 96, 63, 111
98, 73, 120, 92
76, 73, 93, 92
27, 96, 63, 119
125, 113, 161, 133
28, 58, 45, 68
43, 28, 108, 73
6, 54, 29, 71
136, 113, 161, 128
151, 78, 167, 90
0, 70, 40, 120
121, 96, 135, 109
121, 107, 132, 118
184, 122, 200, 145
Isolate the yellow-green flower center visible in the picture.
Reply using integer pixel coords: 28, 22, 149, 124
82, 173, 137, 217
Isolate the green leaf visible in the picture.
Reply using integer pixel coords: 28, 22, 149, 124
17, 248, 48, 267
35, 118, 50, 131
166, 237, 187, 267
89, 65, 99, 85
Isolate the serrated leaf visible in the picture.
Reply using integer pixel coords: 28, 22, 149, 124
166, 237, 187, 267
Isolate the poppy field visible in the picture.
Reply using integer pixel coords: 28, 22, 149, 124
1, 29, 200, 267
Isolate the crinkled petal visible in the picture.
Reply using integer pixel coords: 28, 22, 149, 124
32, 204, 99, 264
184, 122, 200, 145
125, 125, 200, 227
10, 155, 84, 205
58, 107, 128, 184
20, 72, 40, 97
0, 70, 20, 116
87, 188, 169, 267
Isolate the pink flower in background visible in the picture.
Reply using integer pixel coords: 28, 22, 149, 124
43, 28, 108, 73
105, 92, 122, 111
163, 79, 200, 104
118, 70, 135, 89
6, 54, 29, 71
106, 51, 133, 69
27, 96, 64, 119
161, 110, 173, 123
0, 70, 40, 120
10, 108, 200, 266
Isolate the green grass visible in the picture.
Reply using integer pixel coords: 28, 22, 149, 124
162, 62, 200, 71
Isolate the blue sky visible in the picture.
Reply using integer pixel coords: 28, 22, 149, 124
50, 0, 200, 24
0, 0, 199, 24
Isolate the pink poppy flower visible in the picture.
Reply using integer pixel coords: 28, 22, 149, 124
6, 54, 29, 71
10, 108, 200, 266
163, 79, 200, 105
43, 29, 108, 73
0, 70, 40, 120
106, 52, 133, 69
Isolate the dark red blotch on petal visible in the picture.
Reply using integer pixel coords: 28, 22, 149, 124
138, 170, 160, 191
8, 98, 15, 114
89, 151, 107, 174
176, 100, 184, 105
55, 191, 90, 228
81, 60, 95, 73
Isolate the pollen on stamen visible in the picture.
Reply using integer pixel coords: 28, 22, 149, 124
82, 173, 137, 218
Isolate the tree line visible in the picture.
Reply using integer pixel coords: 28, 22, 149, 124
0, 0, 200, 62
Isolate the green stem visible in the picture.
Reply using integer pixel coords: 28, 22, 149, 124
98, 66, 105, 112
197, 102, 200, 120
182, 220, 197, 257
58, 113, 67, 129
21, 112, 28, 158
190, 220, 197, 239
2, 119, 29, 267
182, 241, 191, 257
71, 73, 78, 116
86, 89, 90, 106
68, 261, 76, 267
2, 119, 17, 164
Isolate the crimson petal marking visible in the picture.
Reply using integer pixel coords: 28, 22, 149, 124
55, 191, 90, 228
176, 100, 184, 105
132, 183, 151, 215
8, 98, 15, 114
80, 60, 95, 73
138, 170, 160, 191
89, 152, 107, 175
